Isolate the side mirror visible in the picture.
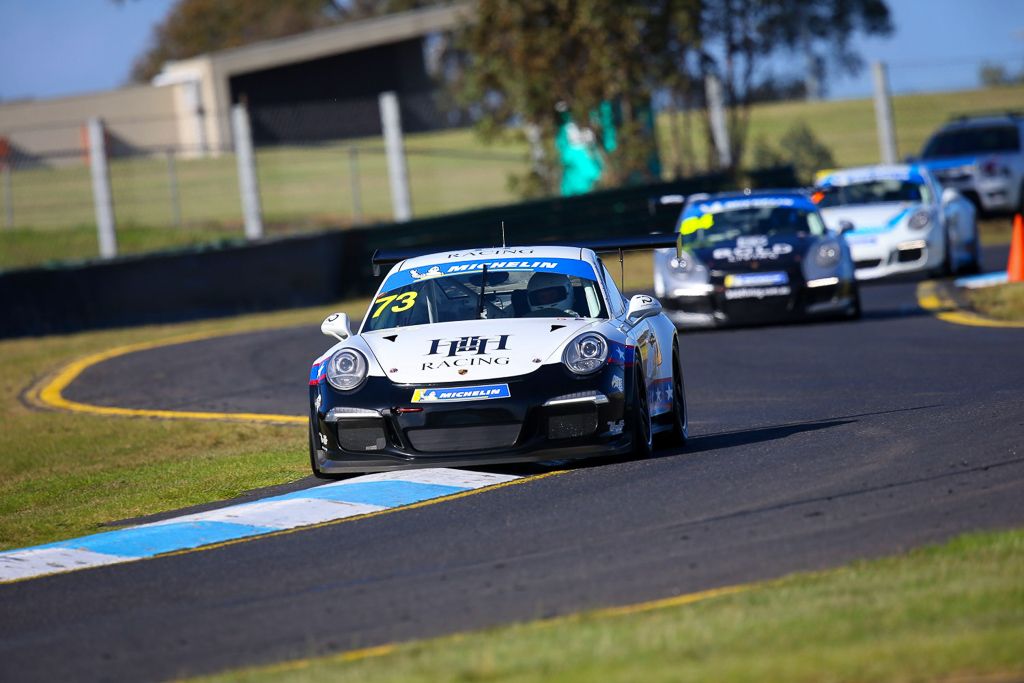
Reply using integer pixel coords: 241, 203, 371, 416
626, 294, 662, 322
321, 312, 352, 340
941, 187, 961, 205
904, 155, 919, 164
838, 220, 855, 235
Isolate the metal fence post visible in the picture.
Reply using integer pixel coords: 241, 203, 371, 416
872, 61, 899, 165
379, 91, 412, 222
348, 146, 363, 224
704, 75, 732, 169
165, 149, 182, 229
2, 164, 12, 229
231, 103, 264, 240
87, 117, 118, 259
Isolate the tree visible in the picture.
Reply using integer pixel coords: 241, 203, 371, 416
459, 0, 891, 196
458, 0, 668, 195
128, 0, 433, 82
688, 0, 892, 171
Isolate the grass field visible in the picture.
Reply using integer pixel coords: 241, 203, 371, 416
200, 528, 1024, 683
2, 85, 1022, 270
968, 281, 1024, 321
0, 300, 370, 551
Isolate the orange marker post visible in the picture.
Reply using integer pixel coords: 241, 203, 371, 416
1009, 213, 1024, 283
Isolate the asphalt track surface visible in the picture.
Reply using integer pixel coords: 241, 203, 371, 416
3, 247, 1023, 682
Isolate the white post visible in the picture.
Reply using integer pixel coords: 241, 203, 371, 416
231, 103, 264, 240
379, 91, 412, 222
87, 117, 118, 259
2, 164, 12, 229
704, 75, 732, 169
872, 61, 899, 165
348, 146, 363, 224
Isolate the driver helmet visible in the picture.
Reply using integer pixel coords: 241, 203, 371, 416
527, 272, 573, 313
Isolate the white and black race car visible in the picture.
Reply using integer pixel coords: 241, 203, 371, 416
813, 164, 980, 279
307, 243, 687, 475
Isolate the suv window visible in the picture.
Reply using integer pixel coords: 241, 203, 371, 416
922, 125, 1020, 158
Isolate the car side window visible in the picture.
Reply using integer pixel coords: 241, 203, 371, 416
600, 262, 626, 317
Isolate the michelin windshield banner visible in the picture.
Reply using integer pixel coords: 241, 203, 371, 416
382, 258, 599, 292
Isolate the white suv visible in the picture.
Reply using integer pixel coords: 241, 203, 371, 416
918, 112, 1024, 214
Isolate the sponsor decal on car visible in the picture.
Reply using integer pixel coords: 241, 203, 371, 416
420, 335, 513, 370
723, 286, 792, 300
411, 384, 511, 403
712, 238, 794, 263
724, 271, 789, 288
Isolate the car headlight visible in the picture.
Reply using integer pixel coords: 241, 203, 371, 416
563, 333, 608, 375
326, 349, 368, 391
908, 210, 931, 231
815, 240, 841, 267
667, 251, 709, 281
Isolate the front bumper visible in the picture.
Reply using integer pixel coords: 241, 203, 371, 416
310, 364, 634, 472
933, 168, 1018, 212
846, 232, 944, 280
661, 275, 856, 328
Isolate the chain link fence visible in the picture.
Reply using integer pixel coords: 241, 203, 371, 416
0, 92, 526, 272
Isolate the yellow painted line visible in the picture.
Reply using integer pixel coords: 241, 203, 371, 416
584, 584, 748, 618
935, 310, 1024, 328
192, 583, 749, 680
916, 280, 1024, 329
29, 330, 305, 424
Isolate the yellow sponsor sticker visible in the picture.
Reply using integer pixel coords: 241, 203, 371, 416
679, 213, 714, 236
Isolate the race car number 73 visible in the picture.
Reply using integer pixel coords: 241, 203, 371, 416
373, 292, 418, 318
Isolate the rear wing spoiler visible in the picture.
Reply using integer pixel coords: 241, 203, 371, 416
371, 233, 681, 276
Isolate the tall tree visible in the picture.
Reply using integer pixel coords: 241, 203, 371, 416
690, 0, 892, 169
459, 0, 668, 195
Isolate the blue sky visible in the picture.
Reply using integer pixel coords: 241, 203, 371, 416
0, 0, 1022, 101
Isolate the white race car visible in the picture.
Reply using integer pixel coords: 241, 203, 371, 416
814, 164, 980, 279
307, 243, 687, 475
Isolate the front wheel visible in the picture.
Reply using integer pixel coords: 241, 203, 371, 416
309, 416, 334, 479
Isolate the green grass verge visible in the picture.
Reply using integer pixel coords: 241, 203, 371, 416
967, 282, 1024, 321
200, 528, 1024, 683
0, 299, 368, 551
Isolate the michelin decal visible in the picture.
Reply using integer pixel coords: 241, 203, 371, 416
411, 384, 511, 403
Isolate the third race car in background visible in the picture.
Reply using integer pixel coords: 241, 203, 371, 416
813, 164, 980, 279
653, 190, 860, 328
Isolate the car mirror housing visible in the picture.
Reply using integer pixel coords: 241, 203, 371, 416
321, 312, 352, 340
626, 294, 662, 322
838, 220, 855, 235
941, 187, 962, 205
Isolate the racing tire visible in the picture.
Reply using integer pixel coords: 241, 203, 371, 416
961, 237, 982, 275
631, 365, 654, 458
847, 286, 863, 320
657, 345, 688, 449
309, 415, 338, 480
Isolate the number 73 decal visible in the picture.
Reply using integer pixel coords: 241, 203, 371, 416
372, 291, 418, 318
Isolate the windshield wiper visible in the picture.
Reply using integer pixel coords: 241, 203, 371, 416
477, 264, 488, 319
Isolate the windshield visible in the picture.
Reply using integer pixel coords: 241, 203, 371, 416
679, 200, 825, 246
922, 125, 1020, 158
365, 265, 607, 332
815, 179, 930, 207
